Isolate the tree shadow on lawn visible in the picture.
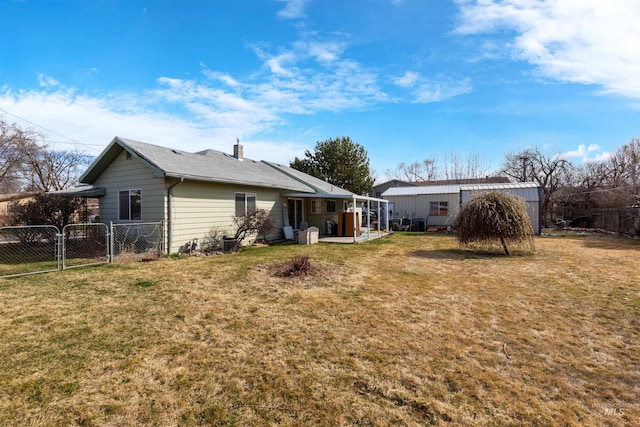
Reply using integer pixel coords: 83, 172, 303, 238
541, 232, 640, 251
578, 235, 640, 251
409, 248, 522, 260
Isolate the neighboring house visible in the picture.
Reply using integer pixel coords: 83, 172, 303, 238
0, 192, 39, 225
382, 182, 542, 234
415, 176, 511, 186
77, 137, 387, 252
371, 179, 415, 199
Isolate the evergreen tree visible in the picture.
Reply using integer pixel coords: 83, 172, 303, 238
290, 136, 374, 195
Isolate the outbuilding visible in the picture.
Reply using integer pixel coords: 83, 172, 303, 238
382, 182, 542, 234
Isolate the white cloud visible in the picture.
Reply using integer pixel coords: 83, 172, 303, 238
202, 71, 241, 87
37, 73, 59, 88
414, 78, 472, 103
455, 0, 640, 98
0, 85, 303, 165
277, 0, 310, 20
560, 143, 598, 158
394, 71, 419, 88
392, 71, 472, 102
1, 24, 472, 167
559, 144, 610, 162
300, 41, 345, 63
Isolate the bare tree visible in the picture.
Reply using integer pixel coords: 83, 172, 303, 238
386, 151, 492, 183
20, 147, 89, 192
501, 148, 572, 227
0, 119, 39, 193
0, 118, 88, 192
607, 138, 640, 205
442, 151, 491, 182
385, 157, 438, 182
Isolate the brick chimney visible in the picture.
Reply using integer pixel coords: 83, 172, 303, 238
233, 138, 243, 160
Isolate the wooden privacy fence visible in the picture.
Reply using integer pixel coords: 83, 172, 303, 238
0, 222, 163, 279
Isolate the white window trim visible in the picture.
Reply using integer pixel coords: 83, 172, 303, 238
429, 201, 449, 216
118, 189, 142, 221
311, 199, 322, 214
235, 192, 257, 216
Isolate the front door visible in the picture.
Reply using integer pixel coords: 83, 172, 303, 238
288, 199, 304, 229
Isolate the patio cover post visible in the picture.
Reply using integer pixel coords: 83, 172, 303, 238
352, 195, 358, 243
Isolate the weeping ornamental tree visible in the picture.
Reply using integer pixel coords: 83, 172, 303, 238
455, 192, 534, 256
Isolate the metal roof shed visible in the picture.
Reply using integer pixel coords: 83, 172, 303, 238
382, 182, 542, 234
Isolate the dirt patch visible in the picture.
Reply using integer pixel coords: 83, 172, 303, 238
255, 256, 337, 283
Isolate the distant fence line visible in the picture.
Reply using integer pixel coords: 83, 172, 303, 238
0, 222, 164, 279
588, 207, 640, 236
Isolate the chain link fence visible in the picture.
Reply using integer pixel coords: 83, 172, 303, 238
111, 222, 164, 262
1, 221, 164, 278
0, 225, 60, 278
62, 223, 109, 269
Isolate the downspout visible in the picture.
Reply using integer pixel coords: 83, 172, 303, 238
166, 177, 184, 254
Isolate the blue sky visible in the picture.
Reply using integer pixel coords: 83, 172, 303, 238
2, 0, 640, 181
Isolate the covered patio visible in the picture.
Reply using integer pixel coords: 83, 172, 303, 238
283, 192, 390, 244
318, 226, 391, 244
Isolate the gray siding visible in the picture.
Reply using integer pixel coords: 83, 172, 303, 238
387, 188, 541, 232
386, 193, 460, 226
93, 151, 166, 225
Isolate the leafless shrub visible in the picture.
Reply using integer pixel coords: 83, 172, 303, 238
455, 191, 534, 256
275, 255, 314, 277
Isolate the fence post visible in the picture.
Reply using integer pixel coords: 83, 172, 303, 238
109, 222, 114, 263
56, 231, 63, 271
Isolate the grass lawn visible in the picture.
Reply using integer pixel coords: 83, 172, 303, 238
0, 232, 639, 426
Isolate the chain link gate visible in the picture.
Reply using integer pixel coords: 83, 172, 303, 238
0, 225, 61, 278
1, 221, 164, 278
62, 223, 110, 269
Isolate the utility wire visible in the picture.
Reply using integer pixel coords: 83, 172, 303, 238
0, 107, 104, 148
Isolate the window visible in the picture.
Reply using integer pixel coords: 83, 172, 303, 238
326, 199, 337, 214
429, 201, 448, 216
235, 192, 256, 216
310, 199, 321, 214
119, 189, 141, 221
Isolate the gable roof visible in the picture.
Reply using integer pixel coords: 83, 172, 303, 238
372, 179, 416, 189
80, 137, 325, 193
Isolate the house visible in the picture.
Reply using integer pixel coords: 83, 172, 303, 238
0, 192, 38, 225
382, 182, 542, 234
371, 179, 416, 199
415, 176, 511, 186
77, 137, 388, 252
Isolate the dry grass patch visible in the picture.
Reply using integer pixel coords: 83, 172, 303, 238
0, 233, 639, 426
